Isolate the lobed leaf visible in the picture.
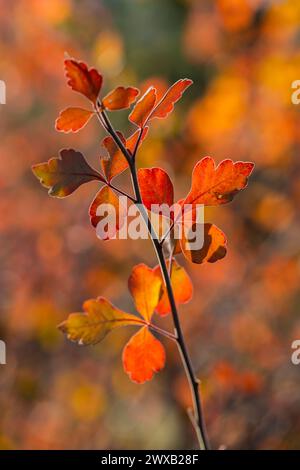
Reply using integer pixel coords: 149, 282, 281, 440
89, 186, 127, 240
126, 127, 149, 154
129, 79, 192, 127
179, 223, 227, 264
64, 58, 103, 104
128, 264, 162, 322
58, 297, 144, 345
154, 259, 193, 316
122, 326, 165, 383
184, 157, 254, 206
101, 132, 128, 182
101, 128, 148, 181
32, 149, 104, 197
102, 86, 139, 110
55, 107, 94, 133
138, 167, 174, 211
149, 78, 193, 120
129, 87, 157, 127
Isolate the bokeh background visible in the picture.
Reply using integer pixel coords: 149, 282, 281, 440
1, 0, 300, 450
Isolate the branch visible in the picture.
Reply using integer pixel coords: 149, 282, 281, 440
96, 112, 210, 450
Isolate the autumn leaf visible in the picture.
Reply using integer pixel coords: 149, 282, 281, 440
138, 167, 174, 211
58, 297, 144, 345
102, 86, 139, 110
122, 326, 165, 383
32, 149, 104, 197
101, 128, 148, 181
179, 223, 227, 264
101, 132, 128, 182
89, 186, 127, 240
154, 259, 193, 316
129, 87, 157, 127
64, 58, 103, 104
184, 157, 254, 206
149, 78, 193, 120
126, 127, 149, 154
128, 264, 162, 322
55, 107, 94, 133
129, 79, 192, 127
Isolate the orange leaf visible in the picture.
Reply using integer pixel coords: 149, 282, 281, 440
58, 297, 144, 345
149, 78, 193, 120
89, 186, 127, 240
102, 86, 139, 110
126, 127, 149, 154
138, 168, 174, 211
129, 87, 157, 127
122, 327, 165, 383
128, 264, 162, 322
64, 58, 103, 104
179, 223, 227, 264
101, 132, 128, 182
55, 107, 94, 133
154, 259, 193, 316
101, 129, 148, 181
185, 157, 254, 206
32, 149, 104, 197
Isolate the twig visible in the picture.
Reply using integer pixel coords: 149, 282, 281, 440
96, 110, 210, 451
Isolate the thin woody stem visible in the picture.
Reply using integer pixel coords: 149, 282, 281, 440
106, 181, 136, 203
97, 109, 210, 451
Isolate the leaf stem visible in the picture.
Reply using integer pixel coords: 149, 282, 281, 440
96, 111, 210, 451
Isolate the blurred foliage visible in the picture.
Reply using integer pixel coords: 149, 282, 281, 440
1, 0, 300, 450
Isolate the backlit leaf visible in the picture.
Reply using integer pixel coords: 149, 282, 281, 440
102, 86, 139, 110
154, 259, 193, 316
179, 223, 227, 264
184, 157, 254, 206
32, 149, 104, 197
129, 87, 157, 127
101, 129, 148, 181
55, 107, 94, 133
89, 186, 127, 240
128, 264, 162, 322
122, 327, 165, 383
58, 297, 144, 345
149, 79, 193, 120
125, 127, 149, 154
138, 167, 174, 211
64, 58, 103, 104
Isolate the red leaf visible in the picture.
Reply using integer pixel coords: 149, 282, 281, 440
154, 259, 193, 316
128, 264, 162, 322
122, 327, 165, 383
138, 168, 174, 211
149, 78, 193, 120
184, 157, 254, 206
89, 186, 127, 240
55, 107, 94, 133
32, 149, 104, 197
102, 86, 139, 110
64, 58, 103, 104
129, 87, 157, 127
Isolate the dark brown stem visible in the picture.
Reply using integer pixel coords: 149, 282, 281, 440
97, 109, 210, 451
